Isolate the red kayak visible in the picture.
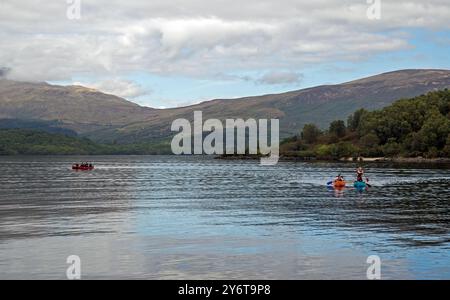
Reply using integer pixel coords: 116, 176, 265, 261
333, 180, 346, 188
72, 165, 94, 171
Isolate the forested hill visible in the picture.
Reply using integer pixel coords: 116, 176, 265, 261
281, 89, 450, 159
2, 69, 450, 144
2, 89, 449, 157
0, 129, 171, 155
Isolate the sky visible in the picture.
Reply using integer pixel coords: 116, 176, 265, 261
0, 0, 449, 108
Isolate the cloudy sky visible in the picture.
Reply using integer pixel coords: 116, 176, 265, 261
0, 0, 449, 108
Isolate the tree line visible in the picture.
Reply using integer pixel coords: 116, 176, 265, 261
280, 89, 450, 159
0, 129, 171, 155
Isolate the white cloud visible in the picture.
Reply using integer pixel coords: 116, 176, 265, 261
0, 0, 448, 83
74, 78, 149, 99
257, 71, 303, 85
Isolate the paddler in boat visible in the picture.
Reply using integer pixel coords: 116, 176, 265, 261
356, 167, 364, 182
335, 174, 345, 182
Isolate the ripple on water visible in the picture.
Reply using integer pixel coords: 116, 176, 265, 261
0, 156, 449, 279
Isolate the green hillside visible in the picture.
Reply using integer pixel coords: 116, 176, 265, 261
2, 90, 449, 158
0, 119, 78, 136
86, 69, 450, 143
3, 70, 450, 145
281, 90, 450, 159
0, 129, 171, 155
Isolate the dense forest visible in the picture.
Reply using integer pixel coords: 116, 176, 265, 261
280, 90, 450, 159
0, 129, 171, 155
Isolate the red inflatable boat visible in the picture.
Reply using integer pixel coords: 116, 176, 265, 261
72, 165, 94, 171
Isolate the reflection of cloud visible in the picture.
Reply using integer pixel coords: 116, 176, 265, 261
74, 78, 150, 99
0, 234, 414, 279
0, 1, 448, 82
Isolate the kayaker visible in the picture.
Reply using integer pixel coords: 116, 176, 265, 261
356, 167, 364, 182
335, 174, 345, 182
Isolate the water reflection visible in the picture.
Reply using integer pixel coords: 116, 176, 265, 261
0, 156, 449, 279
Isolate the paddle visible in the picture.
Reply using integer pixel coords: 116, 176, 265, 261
328, 173, 343, 185
365, 177, 372, 188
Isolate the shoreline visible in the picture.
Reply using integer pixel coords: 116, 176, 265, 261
339, 157, 450, 164
218, 155, 450, 164
1, 153, 450, 165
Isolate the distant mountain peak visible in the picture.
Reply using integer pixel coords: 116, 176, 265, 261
0, 78, 155, 133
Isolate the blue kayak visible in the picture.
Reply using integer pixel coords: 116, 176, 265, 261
354, 181, 367, 188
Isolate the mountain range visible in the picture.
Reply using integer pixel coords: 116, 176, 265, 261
1, 69, 450, 144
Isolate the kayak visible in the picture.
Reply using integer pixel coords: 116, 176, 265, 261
354, 181, 367, 188
333, 180, 346, 188
72, 166, 94, 171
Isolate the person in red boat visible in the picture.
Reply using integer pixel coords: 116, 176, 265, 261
335, 174, 345, 182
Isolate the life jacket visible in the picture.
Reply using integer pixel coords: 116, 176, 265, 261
357, 172, 363, 181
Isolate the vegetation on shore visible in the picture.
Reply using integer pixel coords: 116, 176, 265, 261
0, 129, 171, 155
280, 90, 450, 160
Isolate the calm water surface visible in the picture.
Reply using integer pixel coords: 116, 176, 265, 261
0, 156, 449, 279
